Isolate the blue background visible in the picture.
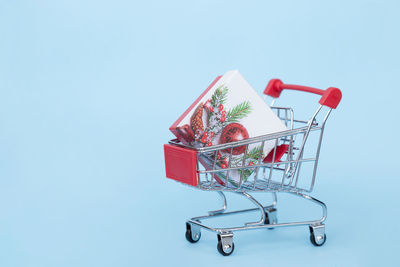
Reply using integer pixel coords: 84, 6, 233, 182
0, 0, 399, 266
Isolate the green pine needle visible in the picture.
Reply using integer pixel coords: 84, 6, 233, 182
227, 101, 252, 122
246, 145, 264, 161
214, 145, 264, 184
228, 145, 264, 166
211, 85, 228, 106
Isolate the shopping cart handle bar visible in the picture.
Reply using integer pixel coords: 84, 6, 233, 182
264, 79, 342, 109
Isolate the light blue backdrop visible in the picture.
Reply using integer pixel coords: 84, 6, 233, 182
0, 0, 399, 266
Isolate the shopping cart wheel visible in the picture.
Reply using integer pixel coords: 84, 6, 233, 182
217, 232, 234, 256
264, 207, 278, 229
309, 225, 326, 246
185, 222, 201, 243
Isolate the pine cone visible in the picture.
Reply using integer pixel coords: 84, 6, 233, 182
190, 103, 204, 134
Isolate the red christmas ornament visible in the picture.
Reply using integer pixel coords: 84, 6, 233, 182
219, 123, 249, 155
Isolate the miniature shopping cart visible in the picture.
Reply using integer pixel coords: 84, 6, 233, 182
164, 79, 342, 256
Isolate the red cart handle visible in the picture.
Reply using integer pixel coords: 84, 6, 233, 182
264, 79, 342, 109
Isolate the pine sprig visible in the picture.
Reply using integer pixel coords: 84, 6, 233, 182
211, 85, 228, 106
228, 145, 264, 166
206, 85, 228, 127
212, 145, 265, 185
246, 145, 264, 161
240, 145, 264, 182
227, 101, 252, 122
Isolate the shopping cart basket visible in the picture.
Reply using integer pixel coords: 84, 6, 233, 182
164, 79, 342, 256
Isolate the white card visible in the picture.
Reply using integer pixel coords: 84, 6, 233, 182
170, 70, 287, 183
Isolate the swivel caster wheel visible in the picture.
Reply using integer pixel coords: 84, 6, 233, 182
264, 207, 277, 229
185, 222, 201, 243
217, 232, 234, 256
309, 224, 326, 246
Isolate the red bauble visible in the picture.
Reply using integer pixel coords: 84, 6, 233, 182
219, 123, 249, 155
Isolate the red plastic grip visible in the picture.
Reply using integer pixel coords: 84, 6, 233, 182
164, 144, 198, 186
264, 79, 342, 109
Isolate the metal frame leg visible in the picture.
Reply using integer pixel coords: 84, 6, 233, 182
264, 192, 278, 225
238, 192, 266, 226
208, 192, 227, 216
289, 191, 327, 224
185, 191, 327, 255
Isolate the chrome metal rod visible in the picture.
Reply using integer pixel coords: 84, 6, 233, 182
191, 205, 274, 221
169, 126, 322, 153
188, 192, 326, 233
208, 191, 227, 216
189, 219, 321, 233
199, 157, 316, 174
238, 192, 266, 226
289, 191, 327, 224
